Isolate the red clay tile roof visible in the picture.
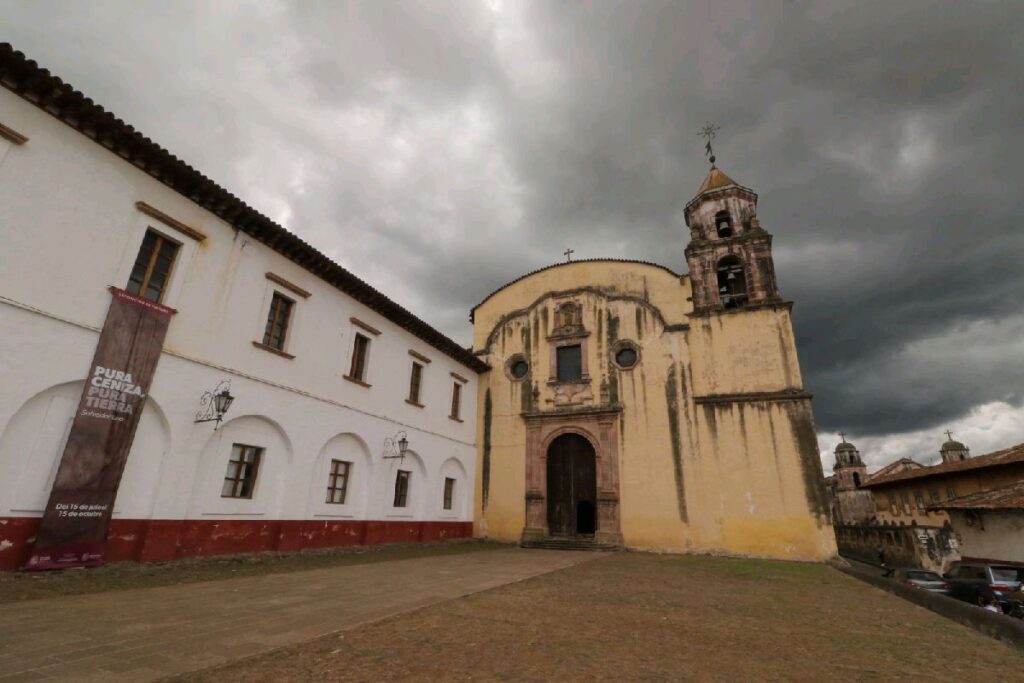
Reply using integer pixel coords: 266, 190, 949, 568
863, 442, 1024, 488
0, 43, 488, 373
930, 481, 1024, 511
866, 458, 923, 483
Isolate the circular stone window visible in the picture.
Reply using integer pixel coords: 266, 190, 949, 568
506, 355, 530, 380
612, 342, 640, 370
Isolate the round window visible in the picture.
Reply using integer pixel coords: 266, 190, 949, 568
510, 360, 529, 379
614, 346, 638, 369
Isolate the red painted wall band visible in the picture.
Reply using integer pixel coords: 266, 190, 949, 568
0, 518, 472, 570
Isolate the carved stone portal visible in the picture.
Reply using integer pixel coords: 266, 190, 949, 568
521, 406, 622, 545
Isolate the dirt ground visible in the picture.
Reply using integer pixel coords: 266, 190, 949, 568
0, 539, 500, 603
178, 552, 1022, 682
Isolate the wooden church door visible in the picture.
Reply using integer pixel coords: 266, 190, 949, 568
546, 433, 597, 536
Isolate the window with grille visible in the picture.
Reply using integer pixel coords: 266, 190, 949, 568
262, 292, 294, 351
393, 470, 411, 508
126, 229, 180, 303
221, 444, 262, 499
716, 256, 748, 309
326, 459, 351, 504
556, 344, 582, 382
349, 333, 371, 382
443, 477, 456, 510
450, 382, 462, 420
408, 362, 423, 404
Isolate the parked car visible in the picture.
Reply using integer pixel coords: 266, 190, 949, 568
944, 562, 1024, 613
889, 568, 951, 594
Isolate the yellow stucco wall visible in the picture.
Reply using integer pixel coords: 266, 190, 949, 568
472, 260, 836, 561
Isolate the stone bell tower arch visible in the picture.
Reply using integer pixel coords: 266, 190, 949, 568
683, 160, 782, 314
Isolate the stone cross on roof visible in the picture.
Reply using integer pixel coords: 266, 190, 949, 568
564, 248, 574, 262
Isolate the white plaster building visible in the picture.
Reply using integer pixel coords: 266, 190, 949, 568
0, 44, 485, 569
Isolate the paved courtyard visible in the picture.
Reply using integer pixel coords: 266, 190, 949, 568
185, 553, 1022, 682
0, 547, 591, 681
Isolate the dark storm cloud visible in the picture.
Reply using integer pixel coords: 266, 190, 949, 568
3, 0, 1023, 460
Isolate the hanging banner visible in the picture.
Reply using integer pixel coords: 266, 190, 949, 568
25, 287, 175, 570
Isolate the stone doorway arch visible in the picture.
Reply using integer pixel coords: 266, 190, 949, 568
521, 406, 622, 545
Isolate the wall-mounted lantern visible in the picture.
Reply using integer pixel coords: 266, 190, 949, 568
383, 431, 409, 461
194, 380, 235, 429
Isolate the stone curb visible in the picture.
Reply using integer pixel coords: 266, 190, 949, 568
838, 565, 1024, 652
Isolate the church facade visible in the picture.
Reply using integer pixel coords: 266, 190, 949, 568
470, 166, 837, 560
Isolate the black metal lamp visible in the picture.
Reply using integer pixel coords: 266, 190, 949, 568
195, 380, 235, 429
384, 431, 409, 461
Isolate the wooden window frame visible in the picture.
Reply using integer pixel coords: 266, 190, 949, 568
326, 459, 352, 505
262, 291, 295, 352
126, 229, 181, 304
221, 444, 263, 499
443, 477, 456, 510
346, 333, 372, 385
393, 469, 411, 508
407, 361, 424, 406
449, 381, 462, 421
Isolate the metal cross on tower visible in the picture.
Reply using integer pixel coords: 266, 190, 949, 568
564, 248, 574, 262
838, 431, 848, 443
945, 430, 955, 441
698, 122, 721, 165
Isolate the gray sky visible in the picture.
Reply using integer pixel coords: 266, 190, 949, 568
5, 0, 1023, 471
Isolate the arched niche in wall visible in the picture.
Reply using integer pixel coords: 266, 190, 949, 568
187, 414, 293, 518
436, 457, 469, 520
306, 432, 373, 519
382, 449, 428, 519
0, 380, 170, 518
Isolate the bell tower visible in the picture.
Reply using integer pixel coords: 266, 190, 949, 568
683, 158, 782, 315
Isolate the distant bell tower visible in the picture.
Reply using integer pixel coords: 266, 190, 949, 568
833, 436, 868, 491
684, 131, 781, 314
830, 435, 875, 524
940, 432, 971, 464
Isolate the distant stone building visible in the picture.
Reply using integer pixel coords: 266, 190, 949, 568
470, 163, 837, 560
931, 481, 1024, 566
863, 439, 1024, 526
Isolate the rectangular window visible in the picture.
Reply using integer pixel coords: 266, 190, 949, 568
914, 491, 926, 511
556, 344, 583, 382
326, 459, 351, 504
443, 477, 456, 510
929, 489, 942, 503
408, 362, 423, 404
900, 492, 911, 515
262, 292, 294, 351
888, 494, 899, 516
450, 382, 462, 420
221, 444, 262, 499
393, 470, 411, 508
946, 486, 959, 500
126, 229, 180, 303
349, 333, 371, 382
